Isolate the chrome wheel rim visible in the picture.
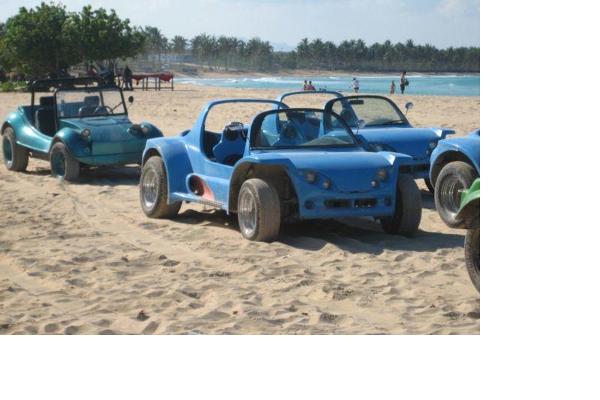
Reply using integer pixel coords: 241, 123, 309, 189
2, 136, 12, 166
51, 150, 65, 177
239, 189, 257, 237
440, 176, 464, 217
141, 168, 159, 209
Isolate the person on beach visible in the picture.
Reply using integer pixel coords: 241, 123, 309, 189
352, 77, 360, 93
307, 80, 316, 91
400, 71, 409, 94
87, 64, 98, 77
303, 80, 308, 90
123, 65, 133, 91
390, 80, 396, 95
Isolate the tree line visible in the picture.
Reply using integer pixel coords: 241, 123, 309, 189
0, 2, 479, 79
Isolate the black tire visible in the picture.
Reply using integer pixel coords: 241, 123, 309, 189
434, 161, 477, 228
139, 156, 181, 218
464, 216, 480, 292
2, 126, 29, 172
49, 142, 80, 181
237, 178, 281, 242
381, 174, 422, 237
424, 178, 434, 193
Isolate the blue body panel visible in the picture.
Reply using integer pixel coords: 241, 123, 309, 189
142, 99, 417, 220
429, 129, 481, 182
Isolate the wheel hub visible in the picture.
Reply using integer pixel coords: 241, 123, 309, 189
440, 176, 464, 216
141, 168, 159, 209
239, 190, 257, 237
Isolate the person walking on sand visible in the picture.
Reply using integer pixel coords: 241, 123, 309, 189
351, 77, 360, 93
400, 71, 409, 94
307, 80, 316, 91
303, 80, 308, 91
123, 65, 133, 91
390, 80, 396, 95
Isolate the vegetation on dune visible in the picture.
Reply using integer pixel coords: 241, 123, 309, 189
0, 2, 145, 77
0, 2, 479, 80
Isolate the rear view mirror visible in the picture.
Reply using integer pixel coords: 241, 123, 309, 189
405, 102, 414, 113
128, 96, 134, 104
349, 99, 364, 105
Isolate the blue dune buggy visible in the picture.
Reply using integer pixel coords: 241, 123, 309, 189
276, 91, 455, 191
1, 77, 163, 181
429, 128, 480, 227
139, 99, 423, 242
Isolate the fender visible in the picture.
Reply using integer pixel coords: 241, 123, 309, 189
429, 135, 481, 184
3, 109, 46, 150
142, 138, 193, 203
53, 128, 91, 159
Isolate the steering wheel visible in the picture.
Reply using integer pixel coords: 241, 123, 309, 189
93, 106, 113, 115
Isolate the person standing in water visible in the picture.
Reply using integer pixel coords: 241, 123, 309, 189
390, 80, 396, 95
351, 77, 360, 93
400, 71, 408, 94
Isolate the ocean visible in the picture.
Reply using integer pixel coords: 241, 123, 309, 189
175, 74, 480, 97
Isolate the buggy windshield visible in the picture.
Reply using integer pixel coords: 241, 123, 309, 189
56, 88, 126, 119
326, 96, 408, 128
252, 109, 359, 149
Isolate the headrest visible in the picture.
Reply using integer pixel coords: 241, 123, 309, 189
39, 96, 55, 107
223, 122, 244, 141
282, 123, 298, 139
84, 96, 100, 106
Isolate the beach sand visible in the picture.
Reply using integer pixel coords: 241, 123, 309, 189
0, 85, 480, 334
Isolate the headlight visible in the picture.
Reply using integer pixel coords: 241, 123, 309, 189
376, 168, 388, 181
304, 171, 317, 184
141, 125, 150, 135
322, 179, 331, 190
81, 129, 91, 139
428, 141, 437, 150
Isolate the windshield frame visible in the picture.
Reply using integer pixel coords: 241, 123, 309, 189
250, 107, 361, 151
54, 86, 128, 120
324, 95, 410, 128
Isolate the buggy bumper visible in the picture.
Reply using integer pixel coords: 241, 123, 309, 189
298, 191, 396, 219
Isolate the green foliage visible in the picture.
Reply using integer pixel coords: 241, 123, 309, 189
63, 5, 146, 64
1, 3, 145, 76
0, 81, 27, 92
1, 3, 77, 75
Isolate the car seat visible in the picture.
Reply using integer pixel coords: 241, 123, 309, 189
78, 96, 100, 117
213, 122, 246, 165
35, 96, 56, 136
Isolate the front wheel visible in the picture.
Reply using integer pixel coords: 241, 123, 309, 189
139, 156, 181, 218
237, 178, 281, 242
2, 126, 29, 172
49, 142, 80, 181
381, 174, 422, 237
434, 161, 477, 228
464, 217, 480, 292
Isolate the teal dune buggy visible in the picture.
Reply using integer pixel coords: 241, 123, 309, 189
2, 77, 164, 181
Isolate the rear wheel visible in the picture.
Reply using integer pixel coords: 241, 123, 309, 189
139, 156, 181, 218
464, 217, 480, 292
2, 126, 29, 172
434, 161, 477, 227
50, 142, 80, 181
381, 174, 422, 237
237, 178, 281, 242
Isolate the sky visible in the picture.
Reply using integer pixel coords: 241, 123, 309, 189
1, 0, 480, 49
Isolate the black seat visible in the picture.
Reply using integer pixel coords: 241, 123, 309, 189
78, 96, 100, 117
35, 96, 56, 136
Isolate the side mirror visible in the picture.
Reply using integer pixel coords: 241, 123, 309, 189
405, 102, 414, 113
128, 96, 134, 104
357, 119, 367, 129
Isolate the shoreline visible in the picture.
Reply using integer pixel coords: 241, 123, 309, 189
174, 69, 480, 79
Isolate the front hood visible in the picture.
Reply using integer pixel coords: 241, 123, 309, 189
252, 149, 393, 192
359, 127, 453, 160
61, 117, 134, 141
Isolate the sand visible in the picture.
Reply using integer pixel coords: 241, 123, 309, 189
0, 85, 480, 334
